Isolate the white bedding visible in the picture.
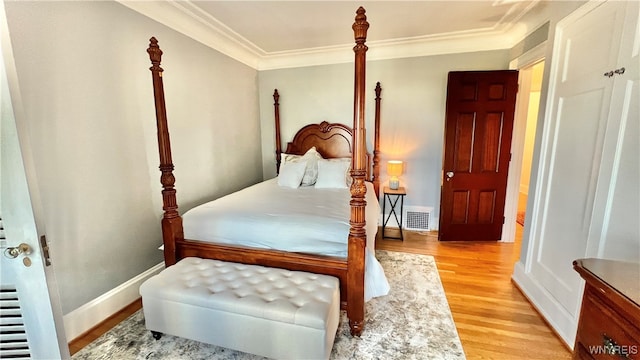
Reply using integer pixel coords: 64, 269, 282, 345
182, 178, 390, 300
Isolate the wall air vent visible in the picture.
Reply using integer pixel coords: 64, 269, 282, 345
403, 206, 433, 231
0, 286, 31, 359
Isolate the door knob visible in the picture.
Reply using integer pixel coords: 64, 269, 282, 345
3, 243, 32, 259
446, 171, 454, 182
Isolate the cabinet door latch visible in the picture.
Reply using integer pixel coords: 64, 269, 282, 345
40, 235, 52, 266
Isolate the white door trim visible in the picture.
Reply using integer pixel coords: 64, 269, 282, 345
502, 42, 546, 243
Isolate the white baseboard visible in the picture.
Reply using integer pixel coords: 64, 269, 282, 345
511, 262, 578, 349
63, 262, 164, 341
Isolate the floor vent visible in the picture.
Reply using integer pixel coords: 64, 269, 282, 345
403, 206, 433, 231
0, 286, 31, 360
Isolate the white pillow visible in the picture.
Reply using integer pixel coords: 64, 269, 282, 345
282, 147, 323, 186
326, 157, 353, 186
315, 159, 351, 188
277, 160, 307, 188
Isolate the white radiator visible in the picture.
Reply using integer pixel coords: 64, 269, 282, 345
403, 206, 433, 231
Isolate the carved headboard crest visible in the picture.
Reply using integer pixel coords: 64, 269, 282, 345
283, 121, 372, 180
285, 121, 353, 158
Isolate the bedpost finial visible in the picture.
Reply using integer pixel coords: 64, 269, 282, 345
352, 6, 369, 47
375, 82, 381, 98
273, 89, 279, 105
147, 37, 163, 71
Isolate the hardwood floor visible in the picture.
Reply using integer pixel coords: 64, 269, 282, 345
68, 298, 142, 355
69, 225, 572, 359
377, 227, 571, 360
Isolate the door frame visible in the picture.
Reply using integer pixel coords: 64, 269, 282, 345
501, 43, 547, 243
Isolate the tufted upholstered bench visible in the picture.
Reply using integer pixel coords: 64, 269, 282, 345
139, 257, 340, 360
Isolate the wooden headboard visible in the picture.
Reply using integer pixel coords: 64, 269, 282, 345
283, 121, 372, 180
284, 121, 353, 158
273, 83, 382, 196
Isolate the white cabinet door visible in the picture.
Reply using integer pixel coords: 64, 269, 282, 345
594, 1, 639, 261
530, 0, 628, 319
521, 0, 640, 347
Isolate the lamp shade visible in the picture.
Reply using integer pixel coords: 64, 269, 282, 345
387, 160, 403, 190
387, 160, 403, 177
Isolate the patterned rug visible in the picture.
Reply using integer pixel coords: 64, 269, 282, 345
72, 250, 465, 360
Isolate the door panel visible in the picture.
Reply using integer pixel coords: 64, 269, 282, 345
597, 0, 640, 261
440, 70, 519, 241
536, 88, 609, 313
529, 0, 628, 317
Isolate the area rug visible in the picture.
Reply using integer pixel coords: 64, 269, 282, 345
72, 250, 465, 360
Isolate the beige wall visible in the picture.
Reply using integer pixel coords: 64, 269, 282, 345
4, 1, 262, 314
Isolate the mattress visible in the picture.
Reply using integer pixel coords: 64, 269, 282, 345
182, 178, 390, 300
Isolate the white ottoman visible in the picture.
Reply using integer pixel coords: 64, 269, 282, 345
139, 257, 340, 360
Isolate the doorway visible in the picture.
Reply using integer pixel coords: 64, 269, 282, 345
516, 60, 544, 230
498, 55, 547, 246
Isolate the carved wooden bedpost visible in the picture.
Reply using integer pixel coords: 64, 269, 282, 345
147, 37, 183, 267
348, 6, 369, 337
273, 89, 282, 174
373, 82, 382, 198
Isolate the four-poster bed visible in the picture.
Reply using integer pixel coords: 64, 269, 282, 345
146, 7, 380, 336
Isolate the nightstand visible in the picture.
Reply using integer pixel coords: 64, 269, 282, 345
572, 259, 639, 359
382, 186, 406, 240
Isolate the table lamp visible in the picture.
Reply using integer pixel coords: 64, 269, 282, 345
387, 160, 403, 190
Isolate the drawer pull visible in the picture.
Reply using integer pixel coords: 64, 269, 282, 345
603, 334, 631, 359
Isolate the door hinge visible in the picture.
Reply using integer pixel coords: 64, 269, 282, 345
503, 216, 506, 224
509, 153, 512, 161
39, 235, 52, 266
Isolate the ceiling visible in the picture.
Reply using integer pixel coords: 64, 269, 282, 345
192, 1, 542, 52
120, 0, 552, 69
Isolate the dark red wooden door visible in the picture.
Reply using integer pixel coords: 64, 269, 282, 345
439, 70, 519, 241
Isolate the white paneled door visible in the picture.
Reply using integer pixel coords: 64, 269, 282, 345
596, 1, 640, 261
531, 0, 624, 317
1, 3, 69, 358
523, 0, 639, 346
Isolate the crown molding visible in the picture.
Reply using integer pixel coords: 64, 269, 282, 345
118, 0, 534, 71
117, 0, 264, 68
258, 27, 526, 70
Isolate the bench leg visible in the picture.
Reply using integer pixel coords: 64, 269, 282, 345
151, 331, 162, 340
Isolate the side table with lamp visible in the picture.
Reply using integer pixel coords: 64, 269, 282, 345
382, 160, 406, 240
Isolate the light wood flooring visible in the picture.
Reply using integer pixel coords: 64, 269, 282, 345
377, 228, 571, 360
70, 224, 572, 359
